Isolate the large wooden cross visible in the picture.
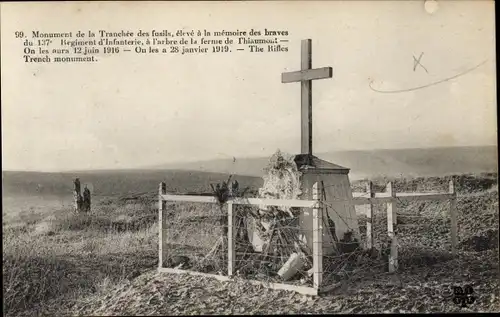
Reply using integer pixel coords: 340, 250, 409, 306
281, 39, 333, 155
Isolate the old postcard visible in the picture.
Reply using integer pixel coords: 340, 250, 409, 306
1, 0, 498, 315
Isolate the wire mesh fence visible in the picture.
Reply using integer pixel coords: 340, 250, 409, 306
353, 180, 457, 274
393, 199, 455, 269
161, 201, 229, 275
321, 200, 387, 289
158, 180, 457, 294
233, 205, 313, 286
160, 199, 319, 288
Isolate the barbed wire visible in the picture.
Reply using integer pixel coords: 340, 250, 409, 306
161, 191, 456, 291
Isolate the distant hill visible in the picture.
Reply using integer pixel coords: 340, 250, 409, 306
3, 146, 497, 199
2, 170, 262, 199
148, 146, 498, 180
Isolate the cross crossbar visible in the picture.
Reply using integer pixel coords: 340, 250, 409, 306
281, 67, 333, 83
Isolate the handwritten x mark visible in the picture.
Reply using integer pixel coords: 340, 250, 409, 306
413, 52, 429, 73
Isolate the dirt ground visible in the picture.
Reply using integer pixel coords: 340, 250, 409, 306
70, 248, 498, 315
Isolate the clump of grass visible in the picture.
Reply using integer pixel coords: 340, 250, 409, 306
45, 199, 157, 234
3, 224, 158, 316
161, 201, 227, 272
2, 238, 92, 315
2, 197, 160, 316
53, 212, 113, 232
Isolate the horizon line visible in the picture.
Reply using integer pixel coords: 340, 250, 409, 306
2, 144, 497, 174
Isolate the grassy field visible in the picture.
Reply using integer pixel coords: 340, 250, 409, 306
2, 170, 262, 198
2, 171, 499, 316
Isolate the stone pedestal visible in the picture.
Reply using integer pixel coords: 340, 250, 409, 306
294, 154, 360, 256
248, 154, 360, 256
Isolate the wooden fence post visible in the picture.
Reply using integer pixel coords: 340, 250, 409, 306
83, 185, 91, 212
386, 182, 398, 273
449, 179, 457, 256
227, 201, 235, 276
366, 181, 374, 250
73, 178, 83, 213
312, 182, 323, 290
159, 182, 167, 268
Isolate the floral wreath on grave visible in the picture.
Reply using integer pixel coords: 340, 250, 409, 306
251, 150, 307, 252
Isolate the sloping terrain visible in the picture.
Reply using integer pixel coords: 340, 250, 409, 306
3, 173, 498, 316
148, 146, 498, 179
2, 170, 262, 199
68, 173, 498, 315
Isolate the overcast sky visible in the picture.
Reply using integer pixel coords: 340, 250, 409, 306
1, 1, 496, 171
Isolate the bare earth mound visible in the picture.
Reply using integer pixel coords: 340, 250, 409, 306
71, 249, 498, 315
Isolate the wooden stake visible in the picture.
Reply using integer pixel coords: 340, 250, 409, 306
159, 182, 167, 268
386, 182, 398, 273
83, 185, 91, 212
449, 179, 457, 256
227, 202, 235, 276
312, 182, 323, 289
73, 178, 83, 213
366, 181, 374, 249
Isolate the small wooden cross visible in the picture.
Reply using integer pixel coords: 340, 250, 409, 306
282, 39, 333, 155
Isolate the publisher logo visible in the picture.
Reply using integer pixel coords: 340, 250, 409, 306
452, 285, 476, 308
